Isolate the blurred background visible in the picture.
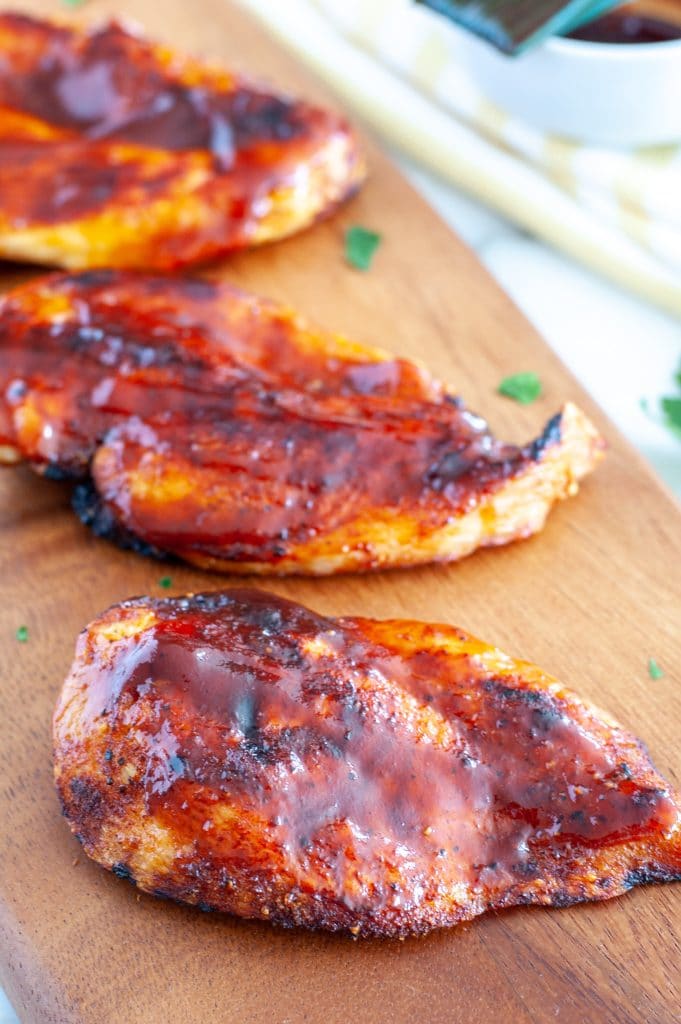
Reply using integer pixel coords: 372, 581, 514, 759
239, 0, 681, 496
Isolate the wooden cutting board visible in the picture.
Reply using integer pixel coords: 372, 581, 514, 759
1, 1, 679, 1021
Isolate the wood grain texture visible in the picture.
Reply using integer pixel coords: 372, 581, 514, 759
0, 1, 679, 1022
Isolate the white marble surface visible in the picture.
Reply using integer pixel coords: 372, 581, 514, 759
2, 105, 680, 1024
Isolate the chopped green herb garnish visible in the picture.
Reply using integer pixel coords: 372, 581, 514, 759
641, 394, 681, 438
642, 359, 681, 441
648, 657, 664, 680
16, 625, 28, 643
62, 0, 87, 7
345, 226, 381, 271
498, 371, 542, 405
661, 396, 681, 439
159, 575, 173, 589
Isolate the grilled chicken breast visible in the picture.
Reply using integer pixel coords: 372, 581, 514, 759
54, 589, 681, 937
0, 271, 603, 575
0, 14, 364, 270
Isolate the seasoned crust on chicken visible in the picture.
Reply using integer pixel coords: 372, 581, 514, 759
0, 271, 604, 575
53, 589, 681, 937
0, 14, 364, 270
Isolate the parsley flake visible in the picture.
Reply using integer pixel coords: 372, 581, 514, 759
643, 359, 681, 441
345, 226, 381, 271
648, 658, 664, 681
498, 372, 542, 405
16, 625, 29, 643
661, 396, 681, 439
641, 393, 681, 439
159, 575, 173, 589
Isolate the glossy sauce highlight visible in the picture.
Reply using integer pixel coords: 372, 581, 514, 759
1, 272, 539, 565
82, 591, 679, 911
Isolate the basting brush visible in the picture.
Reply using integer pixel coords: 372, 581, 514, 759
415, 0, 623, 53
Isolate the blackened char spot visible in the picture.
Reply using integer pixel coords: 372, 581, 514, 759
484, 679, 543, 705
68, 776, 103, 818
112, 862, 135, 884
42, 461, 80, 482
72, 480, 171, 560
531, 706, 563, 732
625, 865, 681, 888
152, 888, 173, 901
529, 412, 562, 461
550, 889, 578, 909
625, 867, 654, 888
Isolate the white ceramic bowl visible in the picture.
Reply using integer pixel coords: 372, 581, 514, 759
453, 28, 681, 147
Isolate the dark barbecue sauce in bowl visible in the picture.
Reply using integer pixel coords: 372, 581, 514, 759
568, 6, 681, 43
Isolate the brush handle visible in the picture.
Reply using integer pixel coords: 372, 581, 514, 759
416, 0, 623, 53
